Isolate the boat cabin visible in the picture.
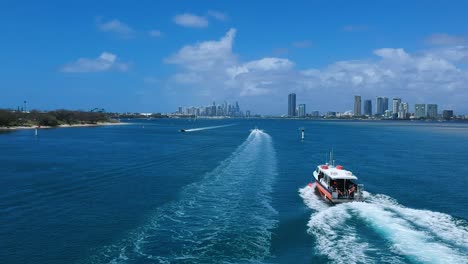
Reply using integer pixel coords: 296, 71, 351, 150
315, 164, 361, 201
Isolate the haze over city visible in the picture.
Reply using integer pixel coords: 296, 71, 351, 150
2, 1, 468, 114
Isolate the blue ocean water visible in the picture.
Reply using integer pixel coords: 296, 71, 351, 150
0, 119, 467, 264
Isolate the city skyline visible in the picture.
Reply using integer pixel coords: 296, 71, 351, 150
289, 92, 454, 119
175, 100, 246, 117
2, 2, 468, 114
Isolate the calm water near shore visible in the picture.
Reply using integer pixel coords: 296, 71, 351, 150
1, 119, 467, 263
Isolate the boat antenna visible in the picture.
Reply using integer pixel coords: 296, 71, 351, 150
330, 148, 334, 166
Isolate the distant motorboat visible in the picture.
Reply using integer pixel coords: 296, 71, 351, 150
250, 127, 263, 132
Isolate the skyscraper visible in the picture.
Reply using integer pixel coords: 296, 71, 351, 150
427, 104, 438, 119
211, 101, 217, 116
415, 104, 426, 118
392, 98, 401, 119
298, 104, 306, 117
288, 93, 296, 116
443, 110, 453, 119
398, 102, 409, 119
364, 100, 372, 116
392, 98, 401, 113
383, 97, 389, 113
354, 96, 362, 116
376, 97, 384, 115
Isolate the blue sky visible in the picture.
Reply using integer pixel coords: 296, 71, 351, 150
1, 1, 468, 114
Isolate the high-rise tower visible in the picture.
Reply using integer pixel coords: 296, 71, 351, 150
427, 104, 438, 119
364, 100, 372, 116
298, 104, 306, 117
375, 97, 384, 115
354, 96, 362, 116
415, 104, 426, 118
288, 93, 296, 116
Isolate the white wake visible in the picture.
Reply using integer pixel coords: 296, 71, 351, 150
86, 129, 278, 264
299, 185, 468, 264
182, 123, 236, 132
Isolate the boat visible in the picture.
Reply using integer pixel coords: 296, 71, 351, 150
180, 129, 186, 132
250, 127, 263, 132
312, 153, 364, 203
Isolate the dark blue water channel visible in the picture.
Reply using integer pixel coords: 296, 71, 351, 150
1, 119, 467, 263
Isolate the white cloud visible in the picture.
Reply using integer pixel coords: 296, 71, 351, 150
296, 47, 468, 109
166, 28, 295, 97
429, 46, 468, 63
425, 33, 467, 46
374, 48, 410, 61
164, 29, 468, 114
207, 10, 228, 21
173, 13, 208, 28
228, 58, 294, 78
149, 29, 162, 37
97, 19, 134, 37
61, 52, 129, 73
166, 28, 236, 71
245, 58, 294, 71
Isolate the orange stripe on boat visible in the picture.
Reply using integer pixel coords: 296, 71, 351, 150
315, 181, 332, 200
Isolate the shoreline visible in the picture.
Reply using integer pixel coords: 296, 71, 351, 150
0, 122, 129, 130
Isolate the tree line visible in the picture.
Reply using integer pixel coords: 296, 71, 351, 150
0, 109, 112, 127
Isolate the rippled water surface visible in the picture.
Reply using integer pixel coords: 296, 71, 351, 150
1, 119, 467, 263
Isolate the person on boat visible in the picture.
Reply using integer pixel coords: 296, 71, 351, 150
348, 184, 356, 198
332, 181, 343, 197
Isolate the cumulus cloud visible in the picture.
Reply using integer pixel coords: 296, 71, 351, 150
166, 28, 237, 71
297, 47, 468, 110
61, 52, 129, 73
425, 33, 467, 46
166, 28, 297, 98
230, 58, 294, 75
173, 13, 209, 28
97, 18, 134, 37
207, 10, 228, 21
164, 29, 468, 113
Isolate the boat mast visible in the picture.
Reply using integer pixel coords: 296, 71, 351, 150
330, 149, 334, 166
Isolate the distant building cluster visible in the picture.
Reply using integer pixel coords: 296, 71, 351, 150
287, 92, 354, 118
16, 100, 29, 113
286, 93, 457, 120
175, 101, 250, 117
354, 95, 452, 120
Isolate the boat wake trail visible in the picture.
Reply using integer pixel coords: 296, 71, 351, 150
299, 186, 468, 264
86, 129, 277, 264
182, 123, 236, 132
